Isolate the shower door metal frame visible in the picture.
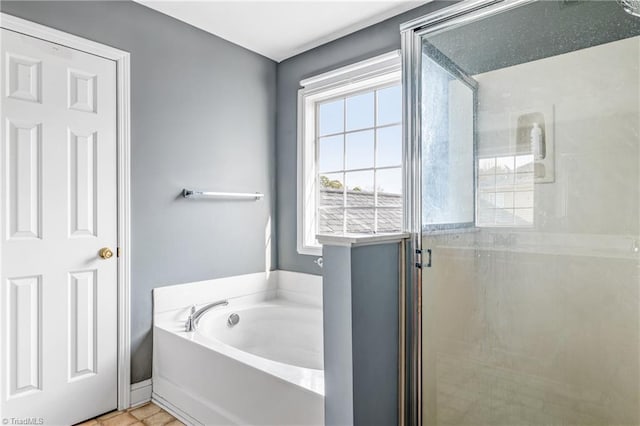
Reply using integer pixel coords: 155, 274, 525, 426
400, 1, 535, 424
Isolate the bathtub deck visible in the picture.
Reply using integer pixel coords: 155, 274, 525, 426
75, 402, 185, 426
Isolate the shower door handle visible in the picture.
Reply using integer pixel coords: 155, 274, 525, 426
415, 248, 432, 268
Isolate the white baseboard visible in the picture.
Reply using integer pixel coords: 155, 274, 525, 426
130, 379, 153, 407
152, 392, 201, 426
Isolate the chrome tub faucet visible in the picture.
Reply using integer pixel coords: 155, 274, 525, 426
184, 300, 229, 332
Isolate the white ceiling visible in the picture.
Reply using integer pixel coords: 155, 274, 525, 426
134, 1, 427, 62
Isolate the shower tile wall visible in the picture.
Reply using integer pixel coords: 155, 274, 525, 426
475, 36, 639, 236
423, 36, 640, 425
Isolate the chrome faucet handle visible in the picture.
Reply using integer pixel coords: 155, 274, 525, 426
185, 305, 196, 332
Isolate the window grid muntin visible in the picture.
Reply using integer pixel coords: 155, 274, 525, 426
315, 80, 400, 109
315, 83, 402, 235
318, 121, 402, 140
319, 164, 402, 175
476, 154, 534, 227
373, 87, 379, 232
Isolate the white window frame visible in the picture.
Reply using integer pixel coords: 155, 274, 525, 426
297, 51, 402, 256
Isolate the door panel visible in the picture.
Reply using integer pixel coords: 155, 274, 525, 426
68, 269, 98, 380
1, 29, 118, 424
68, 130, 98, 238
416, 2, 640, 425
7, 120, 41, 239
420, 43, 476, 231
8, 275, 41, 396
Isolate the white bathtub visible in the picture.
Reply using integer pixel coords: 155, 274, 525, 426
152, 271, 324, 426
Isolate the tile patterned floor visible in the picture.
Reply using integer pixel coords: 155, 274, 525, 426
75, 402, 184, 426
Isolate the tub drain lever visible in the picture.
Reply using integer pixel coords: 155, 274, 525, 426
227, 313, 240, 327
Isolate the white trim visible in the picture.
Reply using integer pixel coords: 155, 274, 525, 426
277, 3, 430, 62
115, 48, 132, 414
130, 379, 153, 408
301, 50, 401, 92
0, 13, 132, 410
297, 52, 402, 256
0, 13, 128, 60
317, 232, 409, 247
296, 89, 322, 256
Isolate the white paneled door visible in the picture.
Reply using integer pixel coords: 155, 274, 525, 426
1, 29, 118, 424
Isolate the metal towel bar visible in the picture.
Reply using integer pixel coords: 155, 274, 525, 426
182, 189, 264, 200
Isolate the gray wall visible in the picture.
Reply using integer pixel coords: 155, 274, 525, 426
322, 242, 401, 426
351, 243, 399, 426
322, 246, 354, 426
276, 0, 456, 275
0, 0, 277, 383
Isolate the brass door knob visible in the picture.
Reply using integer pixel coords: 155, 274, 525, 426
99, 247, 114, 259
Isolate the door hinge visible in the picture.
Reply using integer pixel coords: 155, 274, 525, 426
117, 247, 121, 258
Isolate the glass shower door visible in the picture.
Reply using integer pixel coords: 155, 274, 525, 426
409, 1, 640, 425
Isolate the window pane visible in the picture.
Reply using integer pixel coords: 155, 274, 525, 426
376, 168, 402, 207
346, 92, 374, 131
319, 173, 344, 208
496, 172, 515, 189
311, 80, 404, 239
478, 158, 496, 174
376, 125, 402, 167
516, 172, 533, 185
346, 209, 374, 233
319, 135, 343, 172
478, 174, 496, 191
494, 192, 514, 209
318, 208, 344, 234
377, 85, 401, 125
514, 208, 533, 225
496, 156, 514, 172
477, 155, 534, 228
346, 170, 374, 206
346, 130, 374, 170
377, 208, 403, 233
319, 99, 343, 136
477, 208, 495, 224
495, 208, 515, 225
479, 192, 495, 205
514, 191, 534, 208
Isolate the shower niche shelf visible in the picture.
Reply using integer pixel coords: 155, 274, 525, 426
511, 105, 555, 184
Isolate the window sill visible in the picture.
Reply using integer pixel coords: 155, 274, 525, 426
316, 232, 409, 248
298, 245, 322, 256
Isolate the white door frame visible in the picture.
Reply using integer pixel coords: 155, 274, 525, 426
0, 13, 132, 410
